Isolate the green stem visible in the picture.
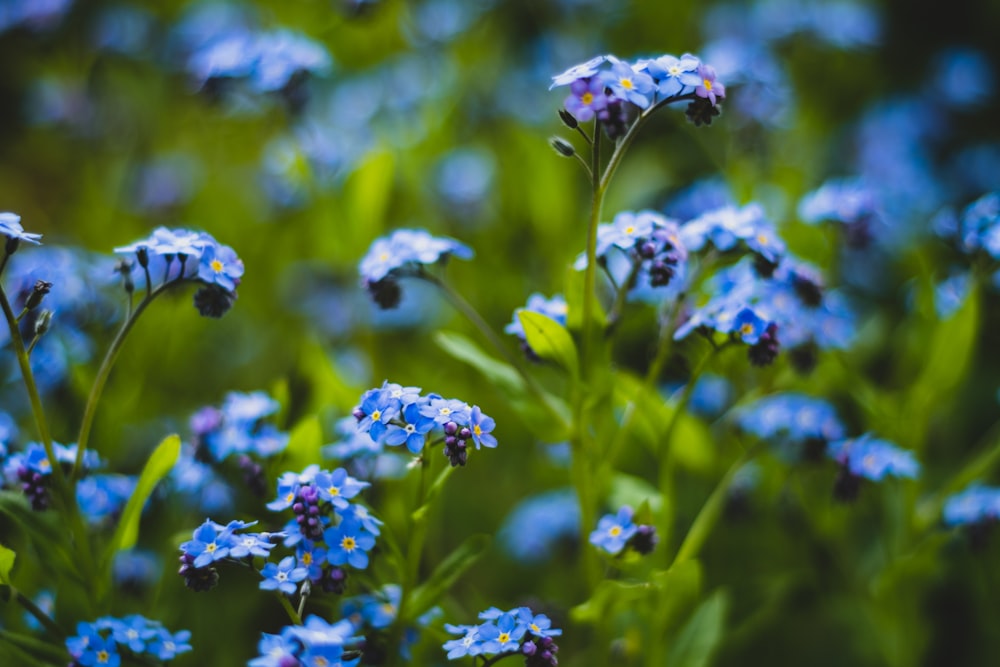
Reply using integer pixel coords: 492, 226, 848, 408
276, 592, 303, 625
72, 283, 170, 480
0, 285, 67, 498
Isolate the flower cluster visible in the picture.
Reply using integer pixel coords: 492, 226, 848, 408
66, 615, 192, 666
359, 228, 473, 309
249, 615, 359, 667
353, 381, 497, 466
675, 253, 854, 369
114, 226, 244, 317
443, 606, 562, 665
827, 434, 920, 501
551, 53, 726, 134
177, 519, 280, 592
574, 210, 689, 298
680, 203, 784, 265
589, 505, 658, 556
505, 293, 569, 360
268, 464, 381, 590
736, 393, 845, 460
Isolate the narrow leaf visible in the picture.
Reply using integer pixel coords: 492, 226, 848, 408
405, 534, 491, 621
434, 330, 525, 394
518, 310, 579, 378
0, 543, 14, 585
667, 590, 729, 667
103, 434, 181, 566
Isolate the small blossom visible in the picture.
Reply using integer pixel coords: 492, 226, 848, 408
694, 64, 725, 105
259, 556, 309, 595
589, 506, 638, 554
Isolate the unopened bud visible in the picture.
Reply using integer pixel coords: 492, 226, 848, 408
549, 137, 575, 158
558, 108, 579, 129
34, 310, 52, 337
25, 280, 52, 310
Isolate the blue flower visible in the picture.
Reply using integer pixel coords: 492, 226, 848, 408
148, 628, 192, 661
827, 434, 920, 481
359, 228, 473, 286
325, 518, 376, 569
589, 506, 638, 554
338, 502, 383, 536
385, 402, 437, 454
196, 241, 244, 291
0, 211, 42, 245
564, 77, 608, 122
75, 634, 120, 667
600, 57, 655, 109
249, 633, 299, 667
180, 519, 236, 568
314, 468, 370, 508
731, 307, 768, 344
229, 531, 276, 559
549, 54, 608, 89
260, 556, 309, 595
468, 406, 497, 449
420, 396, 471, 426
497, 488, 580, 564
361, 584, 400, 629
443, 624, 485, 659
477, 612, 527, 654
358, 387, 399, 442
110, 614, 157, 653
296, 541, 327, 581
250, 29, 332, 92
516, 608, 563, 638
943, 485, 1000, 526
642, 53, 701, 98
737, 393, 845, 443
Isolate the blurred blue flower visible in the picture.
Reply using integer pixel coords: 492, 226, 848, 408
0, 212, 42, 245
928, 47, 993, 109
827, 434, 920, 481
934, 273, 971, 319
943, 484, 1000, 526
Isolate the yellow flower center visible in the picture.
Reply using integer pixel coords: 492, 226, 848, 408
206, 542, 217, 553
621, 77, 634, 90
703, 79, 713, 90
211, 259, 224, 273
329, 486, 340, 496
371, 409, 382, 421
740, 323, 755, 336
302, 553, 312, 565
341, 536, 357, 552
609, 526, 621, 537
581, 92, 593, 105
474, 424, 482, 437
97, 651, 110, 664
498, 632, 511, 643
757, 233, 768, 244
624, 225, 635, 235
668, 65, 681, 76
530, 623, 541, 634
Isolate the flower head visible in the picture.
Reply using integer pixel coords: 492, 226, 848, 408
589, 506, 638, 554
694, 64, 726, 105
0, 212, 42, 246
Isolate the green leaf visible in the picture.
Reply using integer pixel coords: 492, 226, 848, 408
434, 330, 525, 395
405, 534, 491, 622
517, 310, 579, 378
0, 629, 66, 665
667, 589, 729, 667
103, 434, 181, 566
673, 453, 752, 566
564, 264, 605, 332
570, 579, 655, 625
282, 415, 324, 475
0, 492, 82, 583
609, 472, 664, 514
0, 543, 14, 585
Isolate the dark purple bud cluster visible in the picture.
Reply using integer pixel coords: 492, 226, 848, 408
443, 421, 471, 467
747, 323, 780, 367
16, 465, 50, 511
366, 277, 402, 310
626, 524, 658, 555
598, 98, 631, 141
686, 96, 721, 127
293, 484, 326, 541
638, 228, 685, 288
194, 284, 237, 318
523, 636, 560, 667
177, 553, 219, 592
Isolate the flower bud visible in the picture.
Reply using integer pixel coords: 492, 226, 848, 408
557, 108, 579, 129
549, 137, 576, 158
34, 310, 52, 337
24, 280, 52, 310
